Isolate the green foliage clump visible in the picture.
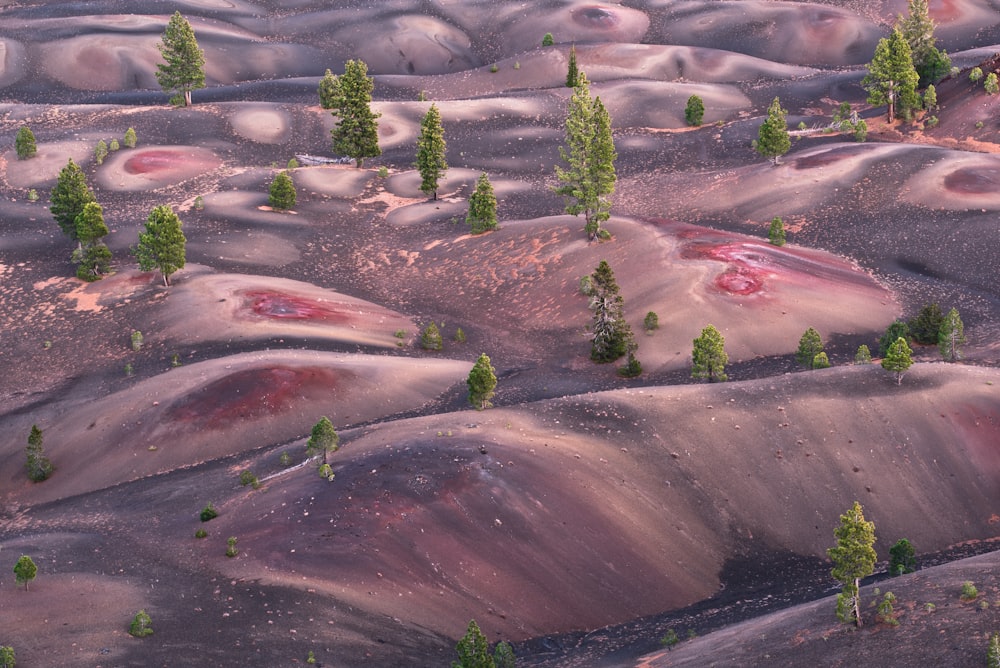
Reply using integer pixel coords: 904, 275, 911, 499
812, 352, 831, 369
757, 97, 790, 165
307, 416, 340, 464
986, 73, 999, 95
467, 172, 498, 233
643, 311, 659, 332
961, 580, 979, 601
124, 127, 137, 148
579, 275, 594, 296
970, 67, 983, 82
318, 68, 339, 109
796, 327, 824, 368
909, 303, 944, 344
27, 189, 38, 202
193, 195, 205, 210
94, 140, 109, 165
133, 205, 187, 287
328, 60, 382, 168
692, 324, 728, 382
863, 28, 920, 123
239, 469, 260, 489
898, 0, 951, 86
15, 126, 36, 160
619, 350, 642, 378
454, 327, 466, 343
268, 170, 297, 211
938, 307, 966, 361
416, 104, 448, 200
200, 503, 218, 522
226, 536, 238, 558
889, 538, 916, 575
876, 591, 899, 626
542, 33, 554, 47
110, 138, 120, 152
13, 555, 37, 591
25, 425, 53, 483
279, 451, 292, 467
452, 619, 514, 668
853, 119, 868, 142
195, 528, 207, 539
828, 501, 877, 627
131, 330, 144, 351
923, 84, 937, 111
660, 629, 679, 648
318, 463, 334, 480
72, 202, 112, 281
685, 95, 705, 127
882, 337, 913, 385
467, 353, 497, 410
0, 645, 14, 668
129, 610, 153, 637
421, 322, 444, 351
51, 158, 97, 242
565, 45, 579, 88
989, 632, 1000, 668
156, 12, 206, 106
287, 157, 298, 169
768, 216, 786, 246
589, 260, 633, 363
879, 320, 910, 357
307, 650, 317, 664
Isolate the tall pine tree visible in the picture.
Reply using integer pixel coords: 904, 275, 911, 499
467, 354, 498, 410
73, 201, 111, 280
452, 620, 494, 668
51, 158, 96, 243
467, 172, 498, 233
863, 28, 921, 123
589, 260, 632, 363
554, 71, 617, 240
897, 0, 951, 86
565, 44, 579, 88
156, 12, 206, 106
25, 424, 53, 482
882, 336, 913, 384
416, 104, 447, 200
329, 60, 381, 168
692, 324, 728, 382
134, 205, 186, 286
757, 97, 790, 165
938, 307, 966, 361
828, 501, 877, 627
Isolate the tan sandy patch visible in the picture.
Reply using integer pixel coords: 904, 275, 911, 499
97, 145, 223, 191
4, 140, 101, 188
902, 152, 1000, 210
228, 105, 291, 144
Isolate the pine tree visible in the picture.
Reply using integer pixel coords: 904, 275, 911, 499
306, 416, 339, 464
542, 33, 555, 47
986, 72, 999, 95
467, 354, 497, 411
691, 324, 728, 382
554, 72, 617, 240
923, 84, 937, 111
879, 320, 910, 357
133, 205, 186, 287
988, 632, 1000, 668
863, 28, 920, 123
329, 59, 381, 168
897, 0, 951, 86
51, 158, 96, 242
453, 619, 495, 668
421, 322, 444, 350
15, 126, 37, 159
129, 610, 154, 637
73, 202, 112, 280
756, 97, 791, 165
827, 501, 877, 628
416, 104, 447, 200
467, 172, 498, 233
318, 69, 340, 109
938, 307, 966, 361
156, 12, 206, 106
855, 344, 872, 364
813, 352, 831, 369
13, 555, 37, 591
0, 646, 14, 668
124, 127, 137, 149
565, 45, 579, 88
94, 140, 108, 165
909, 302, 944, 344
882, 336, 913, 385
25, 425, 53, 482
589, 260, 630, 363
796, 327, 824, 368
768, 216, 786, 246
492, 641, 516, 668
888, 538, 916, 576
268, 170, 297, 210
685, 95, 705, 126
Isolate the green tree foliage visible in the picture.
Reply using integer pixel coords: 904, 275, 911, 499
15, 126, 36, 159
124, 127, 137, 149
853, 118, 868, 142
876, 591, 899, 626
421, 322, 444, 350
467, 172, 498, 233
589, 260, 631, 363
306, 416, 340, 464
909, 302, 944, 344
970, 67, 983, 82
889, 538, 917, 575
554, 72, 617, 240
986, 72, 999, 95
879, 320, 910, 357
691, 324, 728, 382
828, 501, 877, 627
756, 97, 791, 165
855, 344, 872, 364
94, 140, 108, 165
329, 60, 382, 168
492, 641, 516, 668
796, 327, 824, 368
200, 503, 218, 522
129, 610, 154, 637
467, 353, 498, 410
685, 95, 705, 126
25, 425, 53, 482
768, 216, 786, 246
882, 336, 914, 385
619, 348, 642, 378
643, 311, 659, 332
923, 84, 937, 111
813, 352, 831, 369
318, 68, 340, 109
50, 158, 96, 242
133, 205, 186, 287
453, 620, 494, 668
13, 555, 37, 591
156, 12, 206, 106
416, 104, 448, 200
110, 138, 120, 151
863, 28, 920, 123
542, 33, 554, 47
565, 45, 579, 88
0, 646, 13, 668
73, 202, 112, 280
268, 170, 297, 210
988, 632, 1000, 668
897, 0, 951, 86
938, 307, 966, 361
239, 469, 260, 489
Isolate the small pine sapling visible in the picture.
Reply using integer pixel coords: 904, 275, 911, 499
989, 633, 1000, 668
882, 337, 913, 385
200, 502, 218, 522
0, 646, 14, 668
129, 610, 154, 637
685, 95, 705, 126
768, 217, 786, 246
876, 592, 899, 626
13, 555, 37, 591
25, 424, 53, 482
110, 138, 120, 151
124, 127, 137, 148
239, 469, 260, 489
421, 322, 444, 350
542, 33, 555, 47
453, 327, 466, 343
15, 126, 37, 159
467, 353, 497, 410
813, 352, 831, 369
889, 538, 916, 575
644, 311, 659, 332
226, 536, 238, 558
131, 330, 144, 351
467, 172, 498, 233
660, 629, 679, 649
94, 140, 109, 165
970, 67, 983, 82
987, 72, 999, 94
961, 581, 978, 601
565, 44, 579, 88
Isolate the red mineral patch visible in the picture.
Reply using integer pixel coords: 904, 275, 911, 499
943, 167, 1000, 194
124, 150, 187, 175
715, 268, 763, 295
167, 366, 339, 429
242, 290, 352, 324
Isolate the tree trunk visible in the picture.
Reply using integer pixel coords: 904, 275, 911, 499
854, 577, 862, 627
184, 90, 192, 107
162, 272, 170, 288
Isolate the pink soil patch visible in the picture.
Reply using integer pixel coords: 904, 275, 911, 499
242, 290, 352, 324
680, 239, 773, 296
573, 6, 621, 28
124, 150, 187, 175
943, 167, 1000, 194
167, 366, 338, 429
715, 268, 763, 295
793, 145, 867, 170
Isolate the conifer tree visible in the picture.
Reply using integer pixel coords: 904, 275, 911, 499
909, 302, 944, 344
757, 97, 790, 165
492, 641, 516, 668
329, 59, 381, 168
416, 104, 447, 200
421, 322, 444, 350
0, 645, 13, 668
589, 260, 631, 363
453, 619, 494, 668
863, 28, 920, 123
685, 95, 705, 126
938, 307, 966, 361
51, 158, 96, 243
882, 337, 913, 384
565, 45, 579, 88
94, 140, 108, 165
156, 12, 206, 106
897, 0, 951, 86
855, 344, 872, 364
25, 425, 53, 482
13, 555, 37, 591
768, 216, 786, 246
554, 72, 617, 240
467, 172, 498, 233
306, 416, 339, 464
15, 126, 36, 159
318, 69, 340, 109
879, 320, 910, 357
467, 354, 497, 410
828, 501, 877, 627
813, 352, 831, 369
796, 327, 824, 368
133, 205, 186, 287
268, 170, 297, 210
73, 202, 112, 280
124, 127, 137, 149
888, 538, 917, 575
923, 84, 937, 111
691, 324, 728, 382
988, 632, 1000, 668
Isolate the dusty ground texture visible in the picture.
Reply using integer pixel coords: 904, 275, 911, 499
1, 1, 999, 667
